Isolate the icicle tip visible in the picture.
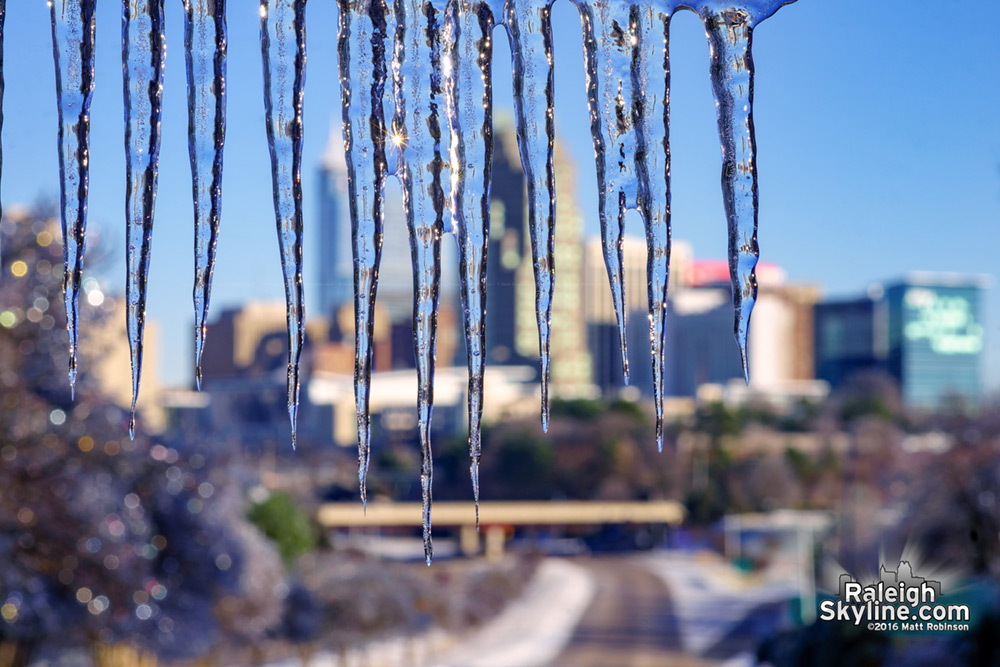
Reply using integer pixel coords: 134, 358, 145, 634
360, 476, 367, 514
738, 338, 750, 385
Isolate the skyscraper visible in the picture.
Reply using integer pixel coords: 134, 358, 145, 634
316, 125, 354, 317
317, 123, 459, 368
485, 119, 530, 366
582, 236, 695, 394
815, 273, 987, 408
489, 117, 592, 392
883, 276, 984, 406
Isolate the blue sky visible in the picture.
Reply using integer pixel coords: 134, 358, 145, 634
3, 0, 998, 389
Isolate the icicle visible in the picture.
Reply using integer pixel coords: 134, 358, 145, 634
260, 0, 307, 447
575, 0, 673, 448
693, 0, 794, 381
503, 0, 556, 430
702, 6, 756, 381
391, 0, 449, 564
183, 0, 227, 391
576, 0, 633, 385
329, 0, 801, 543
122, 0, 166, 438
633, 5, 672, 451
337, 0, 391, 507
50, 0, 97, 398
443, 0, 494, 526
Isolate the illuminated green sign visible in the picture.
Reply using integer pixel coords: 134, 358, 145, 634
903, 288, 982, 355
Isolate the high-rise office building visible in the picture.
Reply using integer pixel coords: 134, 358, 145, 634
665, 287, 744, 397
582, 245, 819, 398
746, 284, 821, 389
317, 125, 354, 317
813, 293, 880, 389
317, 123, 438, 321
815, 273, 987, 408
489, 117, 592, 391
582, 235, 696, 394
317, 124, 459, 368
486, 119, 531, 366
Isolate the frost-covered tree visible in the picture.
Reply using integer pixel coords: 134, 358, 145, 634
0, 207, 252, 663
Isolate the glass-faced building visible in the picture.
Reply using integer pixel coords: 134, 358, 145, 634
884, 277, 984, 407
814, 295, 882, 390
316, 128, 355, 318
815, 274, 987, 408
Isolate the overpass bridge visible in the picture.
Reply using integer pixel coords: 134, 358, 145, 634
317, 500, 685, 559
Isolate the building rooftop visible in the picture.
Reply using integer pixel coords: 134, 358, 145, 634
887, 272, 992, 290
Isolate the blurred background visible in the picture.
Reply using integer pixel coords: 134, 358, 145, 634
1, 0, 999, 665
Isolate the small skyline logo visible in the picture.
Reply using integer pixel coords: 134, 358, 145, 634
822, 559, 969, 632
836, 560, 942, 601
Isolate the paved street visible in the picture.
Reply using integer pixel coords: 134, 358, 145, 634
549, 554, 790, 666
550, 556, 705, 666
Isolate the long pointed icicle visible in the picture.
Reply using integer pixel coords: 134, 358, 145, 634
184, 0, 227, 391
260, 0, 307, 446
392, 0, 449, 564
122, 0, 166, 438
50, 0, 97, 398
576, 0, 634, 386
504, 0, 556, 430
337, 0, 391, 507
576, 1, 675, 445
444, 0, 494, 526
633, 5, 672, 450
697, 0, 793, 381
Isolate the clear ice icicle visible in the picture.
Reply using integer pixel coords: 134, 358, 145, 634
50, 0, 97, 397
635, 5, 673, 451
183, 0, 227, 391
330, 0, 801, 543
691, 0, 796, 381
122, 0, 166, 438
260, 0, 307, 446
392, 0, 449, 563
503, 0, 556, 431
444, 0, 494, 524
337, 0, 391, 506
575, 0, 673, 448
576, 0, 634, 385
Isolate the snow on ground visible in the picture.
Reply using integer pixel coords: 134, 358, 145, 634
643, 551, 797, 657
431, 558, 596, 667
266, 558, 595, 667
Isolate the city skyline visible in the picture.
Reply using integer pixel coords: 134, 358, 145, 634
0, 0, 996, 390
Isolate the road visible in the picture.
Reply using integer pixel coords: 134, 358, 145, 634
549, 555, 780, 666
550, 556, 702, 666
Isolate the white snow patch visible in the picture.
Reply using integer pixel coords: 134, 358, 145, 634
432, 558, 596, 667
266, 558, 595, 667
643, 551, 795, 656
